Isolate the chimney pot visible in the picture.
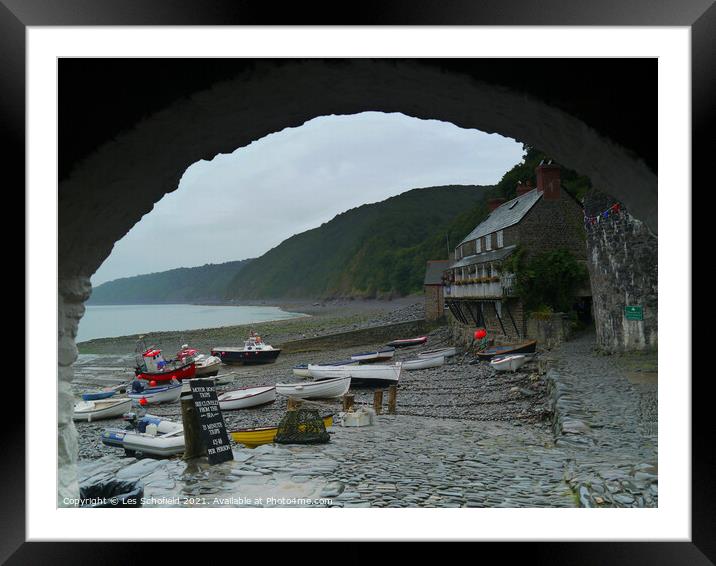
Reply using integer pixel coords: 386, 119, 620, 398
536, 161, 561, 200
516, 180, 532, 196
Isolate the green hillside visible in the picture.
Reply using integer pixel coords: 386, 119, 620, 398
88, 259, 253, 305
226, 185, 490, 299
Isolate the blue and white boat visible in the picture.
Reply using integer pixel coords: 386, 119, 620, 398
81, 390, 116, 401
101, 414, 184, 457
350, 347, 395, 363
127, 380, 183, 405
293, 359, 357, 378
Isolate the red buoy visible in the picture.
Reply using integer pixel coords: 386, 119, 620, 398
149, 380, 157, 387
139, 397, 148, 406
474, 328, 487, 340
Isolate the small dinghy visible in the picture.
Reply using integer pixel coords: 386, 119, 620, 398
308, 362, 402, 386
476, 340, 537, 361
230, 414, 334, 448
128, 380, 183, 405
101, 414, 185, 457
386, 336, 428, 348
73, 397, 132, 422
276, 376, 351, 399
293, 359, 356, 377
402, 355, 445, 371
81, 389, 117, 401
417, 346, 457, 359
351, 347, 395, 363
490, 354, 528, 372
218, 385, 276, 410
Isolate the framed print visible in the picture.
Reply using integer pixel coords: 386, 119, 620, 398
6, 0, 710, 561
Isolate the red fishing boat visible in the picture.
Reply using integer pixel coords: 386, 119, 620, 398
134, 343, 196, 382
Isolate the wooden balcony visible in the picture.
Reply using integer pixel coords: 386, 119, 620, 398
444, 274, 517, 299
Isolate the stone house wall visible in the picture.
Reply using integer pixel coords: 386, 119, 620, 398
424, 284, 445, 321
584, 189, 657, 352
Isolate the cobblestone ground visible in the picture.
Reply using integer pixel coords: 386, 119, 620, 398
75, 329, 657, 508
545, 332, 658, 507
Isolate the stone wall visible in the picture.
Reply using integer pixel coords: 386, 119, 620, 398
424, 285, 445, 321
527, 313, 573, 349
448, 298, 526, 346
584, 189, 657, 352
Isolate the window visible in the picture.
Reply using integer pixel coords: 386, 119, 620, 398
485, 233, 492, 251
497, 230, 504, 248
476, 238, 481, 253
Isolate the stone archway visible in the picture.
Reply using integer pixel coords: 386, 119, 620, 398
58, 59, 657, 502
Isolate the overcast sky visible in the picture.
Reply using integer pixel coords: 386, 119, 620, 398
92, 112, 524, 285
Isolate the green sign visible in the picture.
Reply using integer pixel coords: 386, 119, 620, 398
625, 305, 643, 321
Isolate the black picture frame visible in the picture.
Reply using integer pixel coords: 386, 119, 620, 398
7, 0, 708, 561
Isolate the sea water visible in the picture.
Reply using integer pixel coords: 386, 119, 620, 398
77, 304, 306, 342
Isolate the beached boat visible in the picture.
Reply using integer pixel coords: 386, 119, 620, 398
73, 397, 132, 422
101, 415, 185, 457
81, 390, 117, 401
176, 345, 222, 377
417, 346, 457, 359
127, 380, 183, 405
476, 340, 537, 361
490, 354, 528, 372
293, 359, 357, 378
402, 355, 445, 371
276, 376, 351, 399
230, 414, 334, 448
218, 385, 276, 410
386, 336, 428, 348
351, 347, 395, 363
134, 345, 196, 382
307, 362, 402, 386
211, 331, 281, 365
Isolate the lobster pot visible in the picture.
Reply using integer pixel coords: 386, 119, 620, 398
274, 408, 330, 445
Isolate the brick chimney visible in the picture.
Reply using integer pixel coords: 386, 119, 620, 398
516, 180, 533, 197
536, 160, 561, 200
487, 197, 506, 212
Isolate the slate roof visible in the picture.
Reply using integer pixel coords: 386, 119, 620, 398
423, 260, 450, 285
450, 245, 517, 269
459, 189, 543, 245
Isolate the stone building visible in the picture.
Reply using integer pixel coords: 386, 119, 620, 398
423, 260, 450, 321
444, 161, 589, 342
584, 189, 657, 352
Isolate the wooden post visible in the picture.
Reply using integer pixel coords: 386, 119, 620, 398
387, 385, 397, 414
373, 390, 383, 415
342, 394, 354, 412
287, 398, 302, 411
180, 386, 206, 460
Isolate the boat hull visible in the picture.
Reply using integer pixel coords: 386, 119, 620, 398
476, 340, 537, 361
230, 415, 334, 448
73, 398, 133, 422
194, 357, 222, 377
308, 363, 402, 386
490, 354, 528, 372
211, 348, 281, 365
418, 347, 457, 359
351, 348, 395, 363
276, 376, 351, 399
218, 386, 277, 410
386, 336, 428, 348
128, 382, 183, 405
136, 361, 196, 382
402, 355, 445, 371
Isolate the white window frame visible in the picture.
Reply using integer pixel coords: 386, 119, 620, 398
497, 230, 504, 248
475, 238, 481, 253
485, 233, 492, 251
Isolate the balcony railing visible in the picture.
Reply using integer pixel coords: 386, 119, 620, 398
444, 274, 517, 299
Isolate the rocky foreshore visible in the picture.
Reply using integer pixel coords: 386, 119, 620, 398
72, 300, 657, 509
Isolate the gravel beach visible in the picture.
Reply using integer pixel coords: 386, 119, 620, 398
72, 299, 656, 508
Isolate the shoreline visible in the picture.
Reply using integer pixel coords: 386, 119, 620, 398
77, 296, 424, 355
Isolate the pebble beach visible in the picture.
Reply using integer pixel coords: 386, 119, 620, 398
74, 298, 657, 508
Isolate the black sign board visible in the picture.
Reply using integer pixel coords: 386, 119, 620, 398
188, 379, 234, 465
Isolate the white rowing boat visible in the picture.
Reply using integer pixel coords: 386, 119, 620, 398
127, 381, 183, 404
276, 376, 351, 399
102, 416, 185, 457
218, 385, 277, 410
490, 354, 527, 372
73, 398, 133, 422
308, 362, 402, 386
402, 355, 445, 371
417, 347, 457, 359
351, 347, 395, 363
